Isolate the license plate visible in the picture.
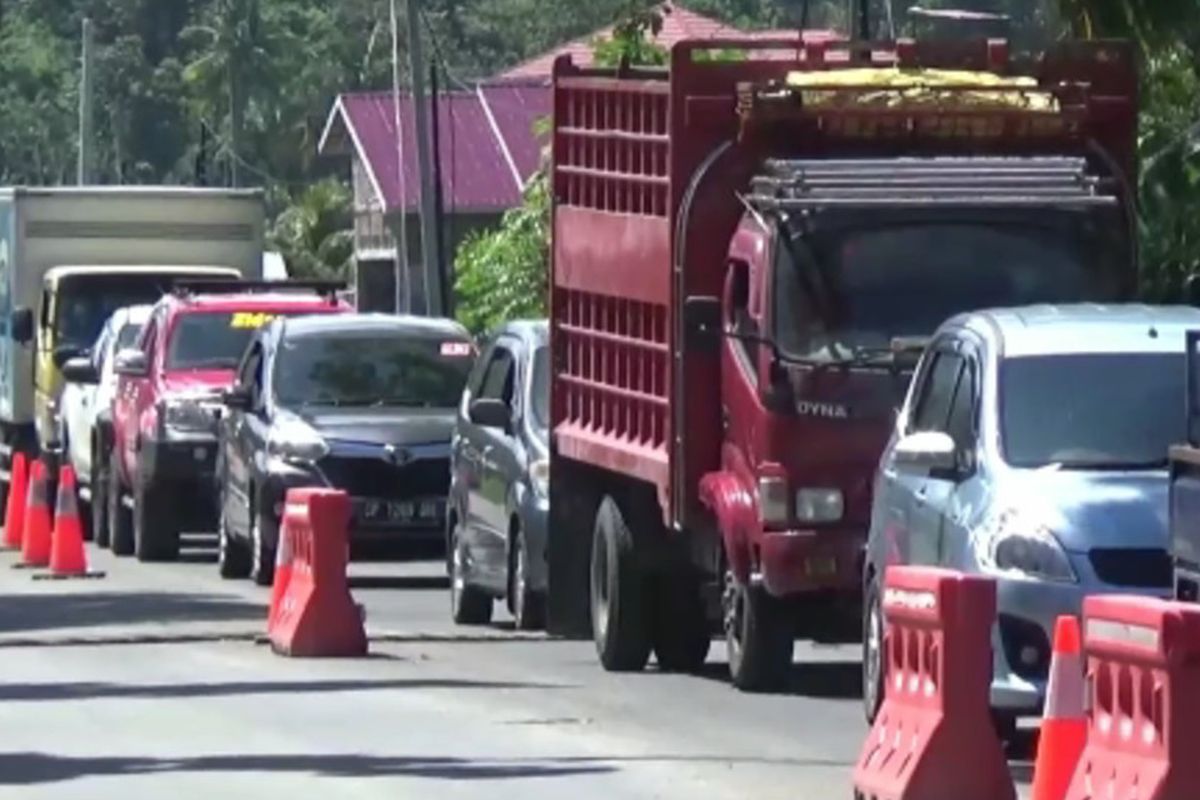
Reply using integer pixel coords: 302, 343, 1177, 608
356, 499, 443, 524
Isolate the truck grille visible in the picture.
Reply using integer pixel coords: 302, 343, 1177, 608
1089, 548, 1172, 589
317, 455, 450, 500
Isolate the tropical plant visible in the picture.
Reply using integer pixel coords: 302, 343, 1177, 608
268, 177, 353, 280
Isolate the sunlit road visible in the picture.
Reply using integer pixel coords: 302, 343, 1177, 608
0, 535, 1033, 799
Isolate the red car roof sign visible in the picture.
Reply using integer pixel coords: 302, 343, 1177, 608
441, 341, 472, 357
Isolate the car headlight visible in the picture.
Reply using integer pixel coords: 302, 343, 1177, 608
973, 508, 1076, 583
796, 487, 843, 523
267, 418, 328, 464
163, 399, 218, 435
530, 458, 549, 499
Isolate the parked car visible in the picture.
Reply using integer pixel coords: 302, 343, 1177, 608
59, 304, 153, 544
862, 304, 1196, 734
215, 313, 475, 585
106, 281, 349, 562
447, 321, 550, 629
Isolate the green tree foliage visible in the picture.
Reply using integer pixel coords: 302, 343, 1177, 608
268, 177, 354, 280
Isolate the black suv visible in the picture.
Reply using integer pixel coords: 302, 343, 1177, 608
215, 312, 476, 584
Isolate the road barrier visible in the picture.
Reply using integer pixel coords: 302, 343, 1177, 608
267, 488, 367, 657
16, 460, 51, 569
39, 465, 103, 580
1064, 595, 1200, 800
853, 566, 1014, 800
2, 452, 28, 550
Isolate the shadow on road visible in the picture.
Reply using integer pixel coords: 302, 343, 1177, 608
0, 752, 614, 785
348, 575, 448, 591
0, 591, 264, 634
0, 676, 570, 702
691, 659, 862, 700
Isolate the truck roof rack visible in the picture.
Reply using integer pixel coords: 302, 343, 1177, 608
171, 278, 346, 301
746, 156, 1120, 211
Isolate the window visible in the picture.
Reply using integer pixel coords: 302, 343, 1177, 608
946, 360, 977, 450
728, 261, 758, 377
465, 342, 495, 399
479, 345, 516, 405
910, 351, 963, 433
237, 344, 264, 407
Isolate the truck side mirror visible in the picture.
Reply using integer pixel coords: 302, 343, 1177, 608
10, 308, 32, 344
113, 348, 149, 378
222, 385, 253, 411
61, 357, 100, 385
683, 295, 722, 352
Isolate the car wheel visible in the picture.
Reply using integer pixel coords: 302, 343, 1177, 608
134, 475, 179, 562
450, 520, 492, 625
723, 566, 793, 692
509, 526, 545, 631
108, 450, 134, 557
590, 496, 651, 672
249, 492, 277, 587
90, 441, 110, 548
863, 576, 886, 722
217, 484, 250, 579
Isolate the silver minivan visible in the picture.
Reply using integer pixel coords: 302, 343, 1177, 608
862, 304, 1196, 733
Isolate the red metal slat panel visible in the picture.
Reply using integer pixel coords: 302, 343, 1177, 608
553, 207, 671, 306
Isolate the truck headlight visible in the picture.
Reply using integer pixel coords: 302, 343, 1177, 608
267, 419, 328, 464
163, 399, 217, 435
758, 475, 790, 527
973, 508, 1076, 583
795, 488, 843, 523
529, 458, 549, 499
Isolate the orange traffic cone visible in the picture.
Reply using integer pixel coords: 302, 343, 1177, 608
39, 465, 103, 580
17, 460, 51, 568
1030, 615, 1088, 800
267, 520, 295, 628
2, 452, 28, 550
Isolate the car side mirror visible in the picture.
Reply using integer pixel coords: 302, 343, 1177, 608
683, 295, 722, 352
53, 345, 83, 369
893, 431, 959, 478
113, 348, 149, 378
10, 307, 33, 344
469, 398, 511, 431
61, 357, 100, 385
222, 386, 253, 411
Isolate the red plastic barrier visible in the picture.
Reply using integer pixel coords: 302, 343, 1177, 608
267, 488, 366, 657
853, 566, 1014, 800
1064, 595, 1200, 800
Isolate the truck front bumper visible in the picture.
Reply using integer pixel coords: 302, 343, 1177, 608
758, 527, 865, 597
139, 435, 220, 529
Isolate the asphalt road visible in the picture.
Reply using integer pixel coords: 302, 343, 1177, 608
0, 534, 1035, 799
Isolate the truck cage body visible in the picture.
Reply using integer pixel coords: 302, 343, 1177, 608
549, 36, 1138, 530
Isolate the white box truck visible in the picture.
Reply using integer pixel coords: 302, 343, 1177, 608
0, 186, 265, 505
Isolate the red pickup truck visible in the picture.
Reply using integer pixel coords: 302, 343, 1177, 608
103, 281, 349, 561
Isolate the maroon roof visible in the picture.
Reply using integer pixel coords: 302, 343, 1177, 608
320, 80, 551, 214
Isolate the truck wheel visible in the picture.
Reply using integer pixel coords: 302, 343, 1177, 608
862, 577, 886, 723
249, 494, 277, 587
652, 574, 711, 673
91, 442, 110, 548
590, 496, 651, 672
723, 567, 793, 692
133, 477, 180, 562
450, 520, 493, 625
108, 451, 135, 557
509, 526, 545, 631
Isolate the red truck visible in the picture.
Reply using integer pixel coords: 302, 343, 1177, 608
545, 37, 1138, 690
104, 281, 349, 561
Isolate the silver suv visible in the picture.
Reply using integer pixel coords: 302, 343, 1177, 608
862, 304, 1196, 732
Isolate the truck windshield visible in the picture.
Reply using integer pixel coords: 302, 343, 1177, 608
1000, 353, 1183, 470
167, 310, 311, 371
54, 276, 177, 350
774, 221, 1123, 361
273, 333, 473, 408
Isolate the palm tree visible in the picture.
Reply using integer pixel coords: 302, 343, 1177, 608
269, 179, 354, 281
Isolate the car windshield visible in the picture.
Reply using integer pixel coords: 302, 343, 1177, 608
1001, 353, 1183, 469
774, 221, 1124, 361
167, 310, 311, 370
54, 275, 186, 349
530, 345, 549, 436
273, 332, 474, 408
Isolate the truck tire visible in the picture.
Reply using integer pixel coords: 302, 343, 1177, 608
862, 576, 886, 722
108, 451, 135, 556
652, 573, 711, 673
450, 518, 493, 625
133, 476, 180, 562
91, 441, 110, 548
723, 567, 793, 692
590, 496, 651, 672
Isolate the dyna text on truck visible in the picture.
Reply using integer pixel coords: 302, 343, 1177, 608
544, 36, 1139, 691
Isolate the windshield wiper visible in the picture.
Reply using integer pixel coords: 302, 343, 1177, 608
1059, 458, 1170, 471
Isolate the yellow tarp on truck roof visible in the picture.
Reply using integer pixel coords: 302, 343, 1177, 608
784, 68, 1058, 111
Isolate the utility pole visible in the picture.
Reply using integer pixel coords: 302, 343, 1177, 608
856, 0, 871, 39
428, 59, 449, 317
77, 17, 95, 185
405, 0, 444, 317
389, 0, 411, 314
